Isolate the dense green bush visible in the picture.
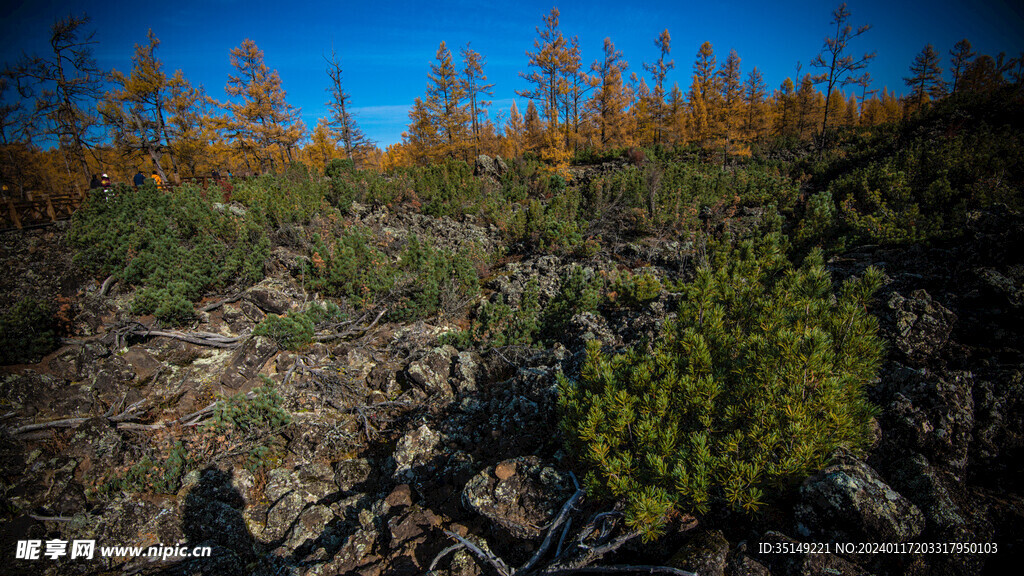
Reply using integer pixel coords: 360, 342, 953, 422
105, 442, 191, 494
610, 269, 662, 308
806, 87, 1024, 245
443, 278, 542, 348
69, 184, 269, 325
302, 231, 478, 321
210, 384, 292, 434
0, 298, 62, 365
253, 302, 346, 350
232, 173, 330, 225
558, 235, 883, 539
541, 265, 607, 341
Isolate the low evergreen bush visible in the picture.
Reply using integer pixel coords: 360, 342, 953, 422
558, 234, 883, 540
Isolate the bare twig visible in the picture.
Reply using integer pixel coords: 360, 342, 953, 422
542, 566, 696, 576
199, 293, 243, 313
29, 515, 78, 523
441, 530, 512, 576
430, 543, 467, 571
12, 398, 149, 435
521, 472, 584, 573
99, 275, 116, 296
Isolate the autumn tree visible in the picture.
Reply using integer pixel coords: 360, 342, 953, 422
560, 36, 590, 153
810, 3, 874, 145
503, 100, 526, 158
461, 43, 494, 156
100, 30, 176, 182
6, 14, 106, 188
773, 77, 797, 137
586, 37, 632, 149
689, 42, 720, 146
904, 44, 947, 113
166, 73, 217, 177
518, 8, 568, 130
425, 41, 470, 160
796, 73, 823, 139
523, 100, 545, 155
718, 49, 743, 154
959, 53, 1010, 94
222, 39, 303, 173
325, 49, 372, 166
642, 29, 674, 146
403, 97, 441, 165
949, 39, 975, 95
742, 67, 768, 142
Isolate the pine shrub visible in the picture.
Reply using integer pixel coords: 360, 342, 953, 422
68, 184, 269, 325
558, 234, 883, 540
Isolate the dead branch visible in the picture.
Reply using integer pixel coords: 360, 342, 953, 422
99, 275, 116, 296
441, 530, 512, 576
430, 543, 467, 571
199, 293, 244, 312
520, 472, 583, 573
432, 468, 695, 576
138, 329, 243, 348
314, 307, 387, 342
542, 567, 696, 576
12, 398, 149, 435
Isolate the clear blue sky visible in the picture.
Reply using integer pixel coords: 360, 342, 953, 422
2, 0, 1022, 148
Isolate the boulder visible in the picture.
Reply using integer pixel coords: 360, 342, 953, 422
393, 424, 442, 481
461, 456, 574, 540
887, 289, 956, 363
667, 529, 730, 576
220, 336, 278, 388
404, 346, 457, 399
881, 367, 974, 473
795, 448, 925, 544
473, 155, 506, 180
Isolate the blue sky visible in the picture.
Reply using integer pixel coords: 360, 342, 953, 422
2, 0, 1022, 147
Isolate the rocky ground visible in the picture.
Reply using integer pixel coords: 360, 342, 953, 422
1, 202, 1022, 575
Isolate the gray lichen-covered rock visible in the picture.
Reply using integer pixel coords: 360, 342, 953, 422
392, 424, 442, 480
795, 449, 924, 544
882, 366, 974, 473
220, 335, 278, 388
461, 456, 573, 540
888, 289, 956, 363
405, 345, 457, 399
667, 529, 730, 576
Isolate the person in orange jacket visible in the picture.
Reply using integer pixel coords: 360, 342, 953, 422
151, 170, 163, 189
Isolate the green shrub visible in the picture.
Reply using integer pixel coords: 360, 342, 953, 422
558, 234, 883, 540
302, 229, 395, 307
0, 298, 62, 364
106, 442, 190, 494
611, 270, 662, 308
253, 311, 315, 350
209, 384, 292, 434
232, 173, 330, 225
444, 278, 542, 348
68, 184, 269, 325
253, 302, 346, 350
541, 265, 606, 341
390, 235, 479, 321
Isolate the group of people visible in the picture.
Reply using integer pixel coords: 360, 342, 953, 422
90, 170, 163, 190
89, 169, 233, 192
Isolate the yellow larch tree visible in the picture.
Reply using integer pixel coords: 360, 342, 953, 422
585, 37, 632, 150
221, 39, 303, 173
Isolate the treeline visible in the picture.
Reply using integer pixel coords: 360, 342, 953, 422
1, 4, 1022, 198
